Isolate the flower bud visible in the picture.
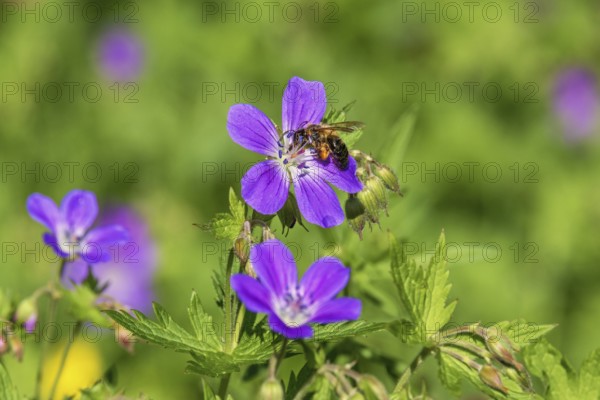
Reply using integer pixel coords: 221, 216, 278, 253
15, 298, 37, 331
479, 365, 508, 395
486, 335, 523, 372
277, 193, 305, 234
374, 165, 400, 193
115, 324, 136, 353
9, 336, 23, 362
0, 335, 8, 355
345, 195, 365, 219
365, 177, 388, 212
259, 377, 284, 400
356, 187, 379, 223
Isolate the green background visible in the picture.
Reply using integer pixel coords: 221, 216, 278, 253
1, 0, 599, 398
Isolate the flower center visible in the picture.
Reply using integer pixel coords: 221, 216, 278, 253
56, 224, 82, 257
276, 130, 316, 171
274, 284, 314, 328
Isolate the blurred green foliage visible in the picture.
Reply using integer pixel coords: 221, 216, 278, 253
1, 0, 600, 398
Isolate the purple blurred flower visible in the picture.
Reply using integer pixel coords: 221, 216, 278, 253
27, 190, 128, 264
227, 76, 363, 228
23, 314, 37, 333
231, 239, 361, 339
62, 206, 157, 313
553, 68, 599, 141
98, 27, 144, 82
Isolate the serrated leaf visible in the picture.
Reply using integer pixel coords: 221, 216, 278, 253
323, 102, 364, 149
389, 231, 456, 345
311, 321, 386, 342
493, 320, 556, 350
524, 338, 600, 400
61, 285, 111, 328
189, 291, 222, 349
0, 363, 20, 400
203, 188, 246, 243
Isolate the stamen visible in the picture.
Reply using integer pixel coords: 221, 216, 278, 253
278, 150, 283, 158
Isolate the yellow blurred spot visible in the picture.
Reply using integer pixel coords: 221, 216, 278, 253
40, 339, 103, 400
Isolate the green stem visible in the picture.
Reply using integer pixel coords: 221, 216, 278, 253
218, 249, 237, 398
218, 373, 231, 399
268, 338, 289, 378
48, 322, 81, 400
393, 347, 432, 393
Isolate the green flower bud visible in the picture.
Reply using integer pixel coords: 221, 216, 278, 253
259, 377, 284, 400
365, 176, 387, 208
479, 365, 508, 395
277, 193, 306, 235
15, 297, 37, 325
345, 195, 365, 219
374, 164, 401, 193
357, 187, 380, 223
485, 335, 523, 372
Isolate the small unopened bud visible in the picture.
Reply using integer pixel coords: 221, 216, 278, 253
23, 313, 37, 333
15, 298, 38, 333
356, 187, 379, 223
345, 195, 365, 219
365, 176, 387, 208
115, 324, 136, 353
0, 335, 8, 355
486, 335, 523, 372
9, 336, 23, 362
479, 365, 508, 395
374, 164, 401, 193
262, 227, 276, 242
259, 377, 284, 400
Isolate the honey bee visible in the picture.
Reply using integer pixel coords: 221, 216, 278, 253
291, 121, 364, 170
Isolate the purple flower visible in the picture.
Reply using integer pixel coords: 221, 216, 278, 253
231, 239, 361, 339
62, 206, 157, 313
27, 190, 128, 264
227, 76, 363, 228
553, 68, 599, 141
23, 314, 37, 333
98, 27, 144, 82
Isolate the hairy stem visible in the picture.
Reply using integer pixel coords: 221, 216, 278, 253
393, 347, 433, 393
218, 249, 237, 398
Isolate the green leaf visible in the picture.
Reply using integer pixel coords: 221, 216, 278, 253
524, 338, 600, 399
389, 231, 457, 345
0, 363, 20, 400
493, 320, 556, 350
61, 285, 111, 327
188, 291, 222, 350
311, 321, 386, 342
323, 102, 364, 149
203, 188, 246, 243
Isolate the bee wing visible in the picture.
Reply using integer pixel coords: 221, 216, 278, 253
318, 121, 365, 133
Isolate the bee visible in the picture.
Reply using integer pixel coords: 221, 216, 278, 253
291, 121, 364, 170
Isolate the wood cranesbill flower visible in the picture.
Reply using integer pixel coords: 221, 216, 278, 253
62, 205, 157, 313
26, 190, 128, 264
227, 76, 363, 228
231, 239, 361, 339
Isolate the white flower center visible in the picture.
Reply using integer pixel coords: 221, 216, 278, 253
273, 284, 315, 328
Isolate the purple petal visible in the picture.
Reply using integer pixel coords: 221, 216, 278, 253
292, 169, 344, 228
43, 233, 70, 258
80, 225, 129, 264
268, 314, 313, 339
242, 160, 289, 215
61, 259, 89, 286
228, 104, 280, 156
310, 298, 362, 324
23, 314, 37, 333
231, 274, 272, 314
60, 190, 98, 237
98, 28, 144, 82
282, 77, 326, 132
300, 257, 350, 303
26, 193, 60, 232
554, 68, 599, 141
312, 156, 363, 193
249, 240, 297, 297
